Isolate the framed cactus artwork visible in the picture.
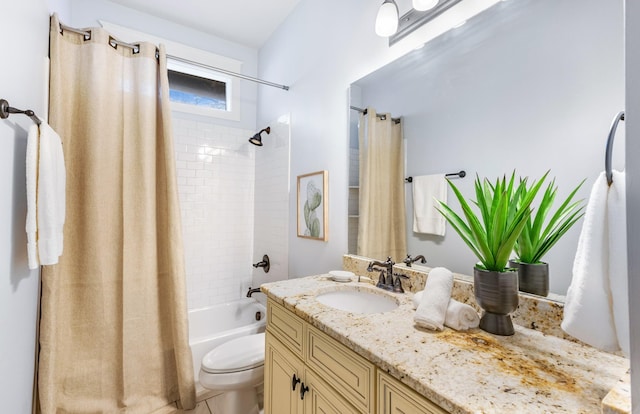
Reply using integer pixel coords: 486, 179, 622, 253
297, 170, 328, 241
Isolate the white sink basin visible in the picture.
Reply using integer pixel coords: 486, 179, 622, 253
315, 288, 399, 314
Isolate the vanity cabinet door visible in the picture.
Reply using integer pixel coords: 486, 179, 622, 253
265, 332, 304, 414
378, 371, 447, 414
306, 325, 375, 413
267, 300, 305, 358
303, 368, 361, 414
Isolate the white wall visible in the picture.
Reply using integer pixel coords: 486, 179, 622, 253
625, 0, 640, 410
356, 0, 624, 295
258, 0, 446, 278
0, 1, 68, 412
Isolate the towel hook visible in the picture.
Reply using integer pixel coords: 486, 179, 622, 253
605, 111, 625, 186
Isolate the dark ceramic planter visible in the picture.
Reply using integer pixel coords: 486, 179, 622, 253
509, 260, 549, 297
473, 267, 519, 336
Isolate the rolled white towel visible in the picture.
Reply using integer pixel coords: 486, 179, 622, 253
413, 267, 453, 331
412, 291, 480, 331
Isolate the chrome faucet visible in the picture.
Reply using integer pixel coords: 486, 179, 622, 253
403, 254, 427, 267
367, 257, 408, 293
246, 287, 261, 297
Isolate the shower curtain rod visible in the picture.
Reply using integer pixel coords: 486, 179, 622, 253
350, 105, 400, 124
58, 23, 290, 91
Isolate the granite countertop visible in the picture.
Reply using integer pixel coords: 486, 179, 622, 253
261, 275, 630, 414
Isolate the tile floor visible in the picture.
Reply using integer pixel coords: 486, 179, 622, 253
171, 387, 263, 414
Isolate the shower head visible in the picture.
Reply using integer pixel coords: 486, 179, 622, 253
249, 126, 271, 146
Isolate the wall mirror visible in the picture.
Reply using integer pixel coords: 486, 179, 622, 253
348, 0, 624, 297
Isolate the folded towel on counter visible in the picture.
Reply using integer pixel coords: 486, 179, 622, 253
562, 171, 629, 355
413, 267, 453, 331
412, 174, 447, 236
413, 291, 480, 331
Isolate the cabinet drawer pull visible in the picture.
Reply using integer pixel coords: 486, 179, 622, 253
300, 382, 309, 400
292, 373, 301, 391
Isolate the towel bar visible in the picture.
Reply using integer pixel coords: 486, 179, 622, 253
605, 111, 625, 186
405, 171, 466, 183
0, 99, 42, 125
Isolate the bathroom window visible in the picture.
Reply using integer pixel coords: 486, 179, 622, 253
168, 69, 227, 110
167, 57, 239, 120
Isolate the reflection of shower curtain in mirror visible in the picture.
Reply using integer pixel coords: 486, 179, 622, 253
38, 15, 195, 413
357, 108, 407, 262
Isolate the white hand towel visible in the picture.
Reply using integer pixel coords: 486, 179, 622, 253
445, 299, 480, 331
36, 122, 66, 265
412, 174, 447, 235
561, 171, 629, 355
26, 124, 40, 269
412, 291, 480, 331
608, 171, 629, 356
413, 267, 453, 331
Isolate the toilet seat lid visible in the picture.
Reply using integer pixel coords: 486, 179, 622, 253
201, 333, 265, 374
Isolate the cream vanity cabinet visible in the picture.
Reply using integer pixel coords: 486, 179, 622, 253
264, 299, 447, 414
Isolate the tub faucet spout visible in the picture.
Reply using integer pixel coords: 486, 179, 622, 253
246, 287, 261, 297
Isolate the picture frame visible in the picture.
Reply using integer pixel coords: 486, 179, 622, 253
297, 170, 328, 241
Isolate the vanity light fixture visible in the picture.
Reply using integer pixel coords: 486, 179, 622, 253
413, 0, 439, 11
388, 0, 462, 45
375, 0, 399, 37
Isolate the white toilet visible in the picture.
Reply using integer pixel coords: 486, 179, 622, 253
199, 332, 266, 414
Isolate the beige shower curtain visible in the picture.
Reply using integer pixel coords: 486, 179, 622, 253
357, 108, 407, 262
38, 15, 195, 413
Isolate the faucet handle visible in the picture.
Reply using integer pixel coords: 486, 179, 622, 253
376, 270, 389, 289
392, 273, 409, 293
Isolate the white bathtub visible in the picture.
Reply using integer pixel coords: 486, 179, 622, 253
188, 298, 267, 382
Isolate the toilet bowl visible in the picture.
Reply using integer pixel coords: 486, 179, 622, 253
199, 332, 265, 414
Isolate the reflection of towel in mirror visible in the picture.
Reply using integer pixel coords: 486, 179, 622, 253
413, 267, 453, 331
562, 171, 629, 356
412, 174, 447, 236
413, 291, 479, 331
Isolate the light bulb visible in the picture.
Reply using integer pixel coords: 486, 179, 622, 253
412, 0, 439, 11
375, 0, 399, 37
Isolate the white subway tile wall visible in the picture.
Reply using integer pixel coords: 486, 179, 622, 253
173, 115, 256, 310
252, 116, 290, 289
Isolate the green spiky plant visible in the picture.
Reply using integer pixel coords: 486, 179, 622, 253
435, 171, 548, 272
513, 177, 585, 264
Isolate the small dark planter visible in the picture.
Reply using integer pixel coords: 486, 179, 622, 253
473, 267, 519, 336
509, 260, 549, 297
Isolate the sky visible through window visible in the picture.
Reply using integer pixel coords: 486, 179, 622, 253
168, 69, 227, 110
